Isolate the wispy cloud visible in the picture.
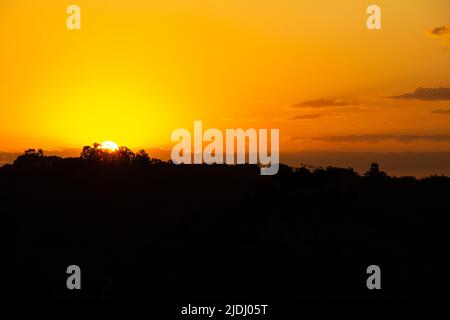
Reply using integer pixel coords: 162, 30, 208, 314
220, 117, 263, 122
289, 114, 322, 120
292, 99, 355, 108
291, 134, 450, 143
390, 87, 450, 101
430, 109, 450, 114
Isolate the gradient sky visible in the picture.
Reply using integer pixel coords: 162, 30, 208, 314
0, 0, 449, 156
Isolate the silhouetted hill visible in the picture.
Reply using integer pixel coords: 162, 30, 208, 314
1, 149, 450, 300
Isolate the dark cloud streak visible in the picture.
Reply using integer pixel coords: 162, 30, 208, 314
293, 99, 355, 108
431, 109, 450, 114
429, 25, 450, 40
291, 134, 450, 143
391, 87, 450, 101
289, 114, 322, 120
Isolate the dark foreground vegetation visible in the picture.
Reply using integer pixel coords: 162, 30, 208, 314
1, 146, 450, 300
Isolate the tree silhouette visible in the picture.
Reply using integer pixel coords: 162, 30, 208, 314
80, 145, 96, 160
134, 149, 151, 166
116, 146, 135, 164
79, 143, 156, 166
14, 148, 47, 167
3, 143, 450, 300
80, 143, 136, 163
365, 162, 387, 177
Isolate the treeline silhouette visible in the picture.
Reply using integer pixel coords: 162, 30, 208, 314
1, 144, 450, 300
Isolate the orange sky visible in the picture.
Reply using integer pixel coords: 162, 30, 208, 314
0, 0, 449, 155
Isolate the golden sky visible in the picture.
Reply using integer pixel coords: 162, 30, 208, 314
1, 0, 449, 154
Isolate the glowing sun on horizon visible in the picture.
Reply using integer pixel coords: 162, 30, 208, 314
100, 141, 119, 151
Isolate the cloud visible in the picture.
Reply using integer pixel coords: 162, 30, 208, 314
292, 99, 355, 108
289, 114, 322, 120
293, 134, 450, 143
220, 117, 262, 122
391, 87, 450, 101
431, 109, 450, 114
429, 25, 450, 41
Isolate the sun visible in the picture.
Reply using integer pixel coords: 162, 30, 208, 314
100, 141, 119, 151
